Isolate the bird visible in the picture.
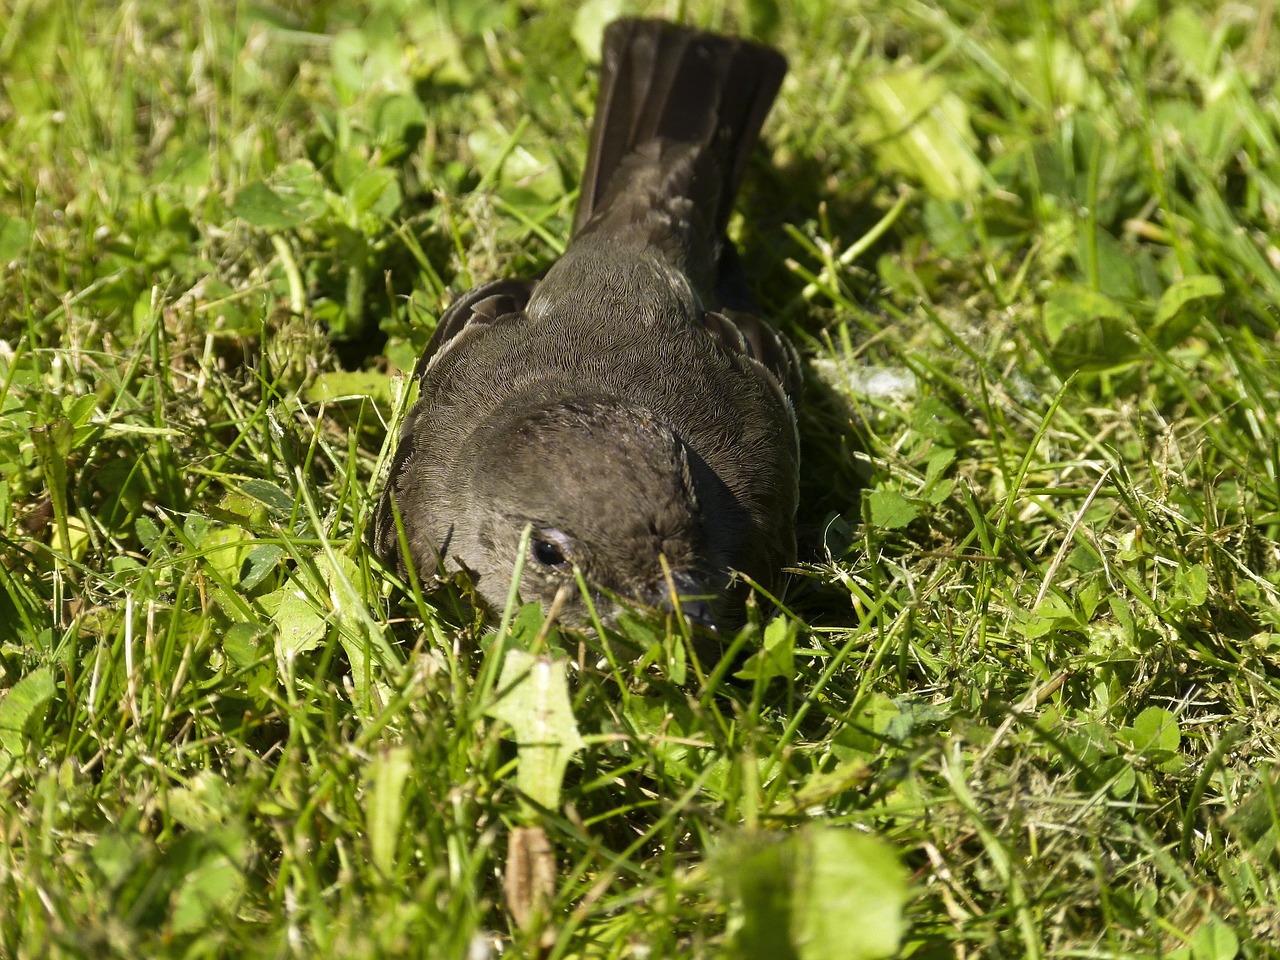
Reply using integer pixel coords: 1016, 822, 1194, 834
370, 17, 800, 636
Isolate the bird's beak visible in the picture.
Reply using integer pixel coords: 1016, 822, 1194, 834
646, 570, 719, 632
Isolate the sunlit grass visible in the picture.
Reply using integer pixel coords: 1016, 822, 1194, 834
3, 0, 1280, 956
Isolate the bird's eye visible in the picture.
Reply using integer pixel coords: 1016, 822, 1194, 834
530, 530, 573, 570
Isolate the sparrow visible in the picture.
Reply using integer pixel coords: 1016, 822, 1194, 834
371, 17, 800, 633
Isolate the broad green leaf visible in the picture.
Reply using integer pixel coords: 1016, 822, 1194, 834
270, 588, 326, 659
1175, 563, 1210, 608
171, 852, 244, 934
201, 525, 254, 586
310, 549, 398, 707
231, 182, 308, 230
407, 15, 472, 85
722, 826, 908, 960
486, 651, 585, 811
0, 212, 31, 261
373, 92, 429, 152
722, 836, 796, 959
240, 479, 296, 519
184, 513, 209, 545
922, 198, 974, 257
1191, 922, 1239, 960
0, 667, 56, 757
319, 550, 362, 615
231, 162, 328, 230
1155, 97, 1245, 172
856, 67, 983, 200
330, 28, 370, 102
923, 447, 956, 504
367, 746, 414, 878
62, 392, 98, 428
1102, 756, 1137, 797
1175, 273, 1225, 335
135, 515, 164, 551
1044, 285, 1126, 343
223, 623, 272, 670
222, 623, 276, 704
1130, 706, 1180, 754
1155, 275, 1224, 345
908, 396, 971, 447
499, 602, 558, 654
241, 544, 284, 590
467, 126, 559, 196
833, 692, 903, 755
884, 699, 950, 743
213, 491, 270, 528
344, 166, 402, 219
794, 829, 910, 960
1013, 593, 1077, 640
1043, 284, 1139, 372
867, 489, 920, 530
89, 831, 139, 887
1050, 313, 1141, 371
736, 615, 797, 682
155, 143, 213, 189
1078, 227, 1142, 299
190, 276, 251, 330
305, 370, 394, 407
771, 758, 870, 814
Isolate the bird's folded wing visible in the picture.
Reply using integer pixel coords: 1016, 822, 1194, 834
703, 308, 803, 413
411, 277, 540, 382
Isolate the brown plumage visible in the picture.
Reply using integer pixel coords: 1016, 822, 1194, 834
371, 18, 798, 632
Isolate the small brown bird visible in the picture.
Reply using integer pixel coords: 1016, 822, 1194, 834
371, 18, 799, 632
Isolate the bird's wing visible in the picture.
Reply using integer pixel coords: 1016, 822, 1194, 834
703, 307, 803, 409
411, 277, 540, 382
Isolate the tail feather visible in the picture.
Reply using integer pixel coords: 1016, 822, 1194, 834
573, 19, 787, 243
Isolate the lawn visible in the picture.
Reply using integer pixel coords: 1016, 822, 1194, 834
3, 0, 1280, 956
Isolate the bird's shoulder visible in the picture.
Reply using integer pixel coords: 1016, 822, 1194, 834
412, 276, 539, 383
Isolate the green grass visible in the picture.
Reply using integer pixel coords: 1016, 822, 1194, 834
3, 0, 1280, 956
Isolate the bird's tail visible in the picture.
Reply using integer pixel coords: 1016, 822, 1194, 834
572, 19, 786, 256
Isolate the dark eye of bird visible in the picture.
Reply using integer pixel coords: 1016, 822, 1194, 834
531, 534, 571, 570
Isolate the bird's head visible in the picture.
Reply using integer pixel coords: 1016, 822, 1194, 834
453, 398, 722, 629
